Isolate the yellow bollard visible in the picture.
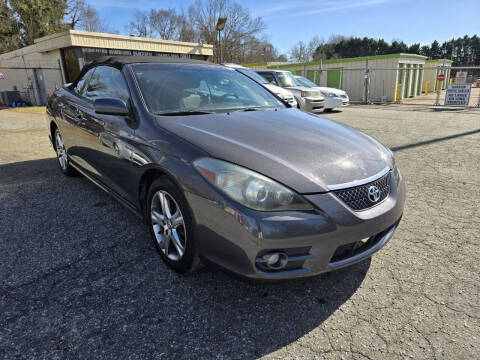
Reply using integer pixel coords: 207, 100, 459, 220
425, 81, 429, 96
435, 80, 439, 92
449, 78, 453, 85
396, 83, 402, 102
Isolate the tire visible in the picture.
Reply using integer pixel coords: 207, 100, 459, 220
54, 128, 77, 176
146, 176, 202, 273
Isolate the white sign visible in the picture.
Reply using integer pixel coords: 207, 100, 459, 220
444, 84, 471, 106
455, 71, 467, 84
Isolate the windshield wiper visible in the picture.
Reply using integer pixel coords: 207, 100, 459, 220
157, 110, 215, 116
231, 107, 277, 112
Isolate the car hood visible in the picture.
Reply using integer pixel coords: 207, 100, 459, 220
315, 87, 347, 97
157, 108, 392, 193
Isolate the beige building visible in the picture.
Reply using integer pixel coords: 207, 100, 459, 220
0, 30, 213, 106
245, 53, 430, 102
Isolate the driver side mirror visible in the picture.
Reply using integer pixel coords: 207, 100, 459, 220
94, 97, 129, 116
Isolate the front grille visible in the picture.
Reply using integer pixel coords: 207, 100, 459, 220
334, 172, 391, 211
340, 94, 348, 98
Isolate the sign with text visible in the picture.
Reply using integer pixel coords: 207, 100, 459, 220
444, 84, 471, 106
455, 71, 467, 84
0, 72, 5, 79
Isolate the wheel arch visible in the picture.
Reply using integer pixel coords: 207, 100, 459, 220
138, 166, 184, 218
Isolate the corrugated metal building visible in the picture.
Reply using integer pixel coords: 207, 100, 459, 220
245, 54, 432, 102
0, 30, 213, 106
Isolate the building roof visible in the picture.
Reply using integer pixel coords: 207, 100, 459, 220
0, 30, 213, 60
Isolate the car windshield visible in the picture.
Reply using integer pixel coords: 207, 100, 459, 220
235, 67, 269, 84
132, 63, 284, 115
295, 76, 317, 88
276, 72, 299, 87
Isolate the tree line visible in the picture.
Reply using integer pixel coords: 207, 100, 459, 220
290, 35, 480, 66
1, 0, 478, 66
0, 0, 116, 54
126, 0, 283, 64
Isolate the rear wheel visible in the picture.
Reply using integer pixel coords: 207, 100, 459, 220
146, 177, 202, 273
54, 129, 77, 176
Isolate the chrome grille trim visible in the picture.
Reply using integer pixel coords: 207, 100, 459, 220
333, 171, 391, 211
327, 167, 390, 191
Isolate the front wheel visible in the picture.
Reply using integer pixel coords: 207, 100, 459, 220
54, 129, 77, 176
146, 177, 202, 273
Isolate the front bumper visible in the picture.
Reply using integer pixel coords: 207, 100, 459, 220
301, 97, 325, 113
186, 170, 406, 280
324, 96, 344, 109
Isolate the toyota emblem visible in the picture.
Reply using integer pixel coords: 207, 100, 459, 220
367, 185, 380, 203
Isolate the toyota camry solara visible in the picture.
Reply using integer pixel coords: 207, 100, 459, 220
46, 56, 405, 280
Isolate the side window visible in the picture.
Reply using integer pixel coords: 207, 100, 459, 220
84, 66, 130, 102
259, 72, 277, 85
74, 68, 95, 95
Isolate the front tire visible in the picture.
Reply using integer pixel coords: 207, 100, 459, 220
54, 129, 77, 176
146, 177, 202, 273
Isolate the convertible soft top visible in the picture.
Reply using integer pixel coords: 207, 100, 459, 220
86, 56, 213, 69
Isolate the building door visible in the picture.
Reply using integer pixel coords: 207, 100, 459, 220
33, 69, 48, 105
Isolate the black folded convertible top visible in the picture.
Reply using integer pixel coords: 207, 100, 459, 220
87, 56, 213, 69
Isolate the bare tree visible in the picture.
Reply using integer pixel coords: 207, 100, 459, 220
128, 10, 151, 37
290, 36, 324, 62
187, 0, 266, 63
149, 8, 180, 40
125, 0, 281, 63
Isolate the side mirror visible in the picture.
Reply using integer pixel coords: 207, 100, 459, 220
94, 97, 129, 116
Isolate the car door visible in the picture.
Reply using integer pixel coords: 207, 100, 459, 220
79, 65, 137, 202
58, 67, 96, 169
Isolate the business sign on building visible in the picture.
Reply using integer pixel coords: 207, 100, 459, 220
0, 72, 5, 79
444, 84, 471, 106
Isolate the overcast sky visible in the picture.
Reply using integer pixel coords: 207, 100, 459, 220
89, 0, 480, 55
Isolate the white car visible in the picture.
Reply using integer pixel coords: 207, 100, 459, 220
222, 63, 297, 108
256, 70, 325, 113
295, 76, 349, 111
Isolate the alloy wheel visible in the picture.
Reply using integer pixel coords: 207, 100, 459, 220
150, 190, 187, 261
55, 132, 68, 170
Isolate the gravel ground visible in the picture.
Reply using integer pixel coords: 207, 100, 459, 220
0, 105, 479, 359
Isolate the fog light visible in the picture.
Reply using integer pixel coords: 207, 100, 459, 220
263, 252, 288, 270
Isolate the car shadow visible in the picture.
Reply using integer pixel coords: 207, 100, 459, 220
0, 158, 369, 359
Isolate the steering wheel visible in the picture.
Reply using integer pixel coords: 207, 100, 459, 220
220, 93, 239, 99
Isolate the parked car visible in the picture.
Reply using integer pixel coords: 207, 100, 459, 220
46, 56, 405, 280
294, 75, 349, 111
222, 63, 297, 107
255, 69, 325, 113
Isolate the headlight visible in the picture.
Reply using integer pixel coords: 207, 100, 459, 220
193, 158, 313, 211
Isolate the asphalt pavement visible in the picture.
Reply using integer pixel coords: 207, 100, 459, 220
0, 105, 479, 359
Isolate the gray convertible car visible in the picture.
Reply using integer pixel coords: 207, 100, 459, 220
47, 56, 405, 280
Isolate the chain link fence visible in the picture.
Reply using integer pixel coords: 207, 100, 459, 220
289, 65, 480, 108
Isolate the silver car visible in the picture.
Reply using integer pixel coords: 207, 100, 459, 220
256, 69, 325, 113
47, 57, 405, 280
